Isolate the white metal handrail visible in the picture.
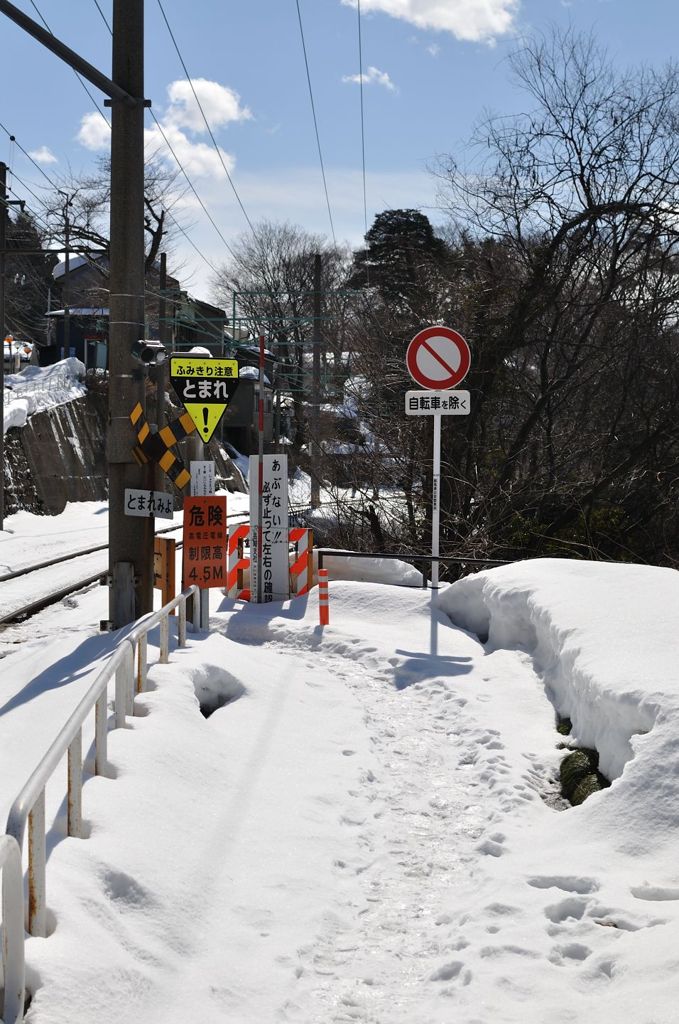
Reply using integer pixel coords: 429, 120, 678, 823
0, 835, 24, 1024
3, 584, 203, 1023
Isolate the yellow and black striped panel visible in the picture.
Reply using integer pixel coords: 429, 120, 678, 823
130, 402, 144, 426
159, 411, 196, 448
128, 403, 190, 490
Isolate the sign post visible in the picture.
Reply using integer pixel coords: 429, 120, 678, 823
405, 326, 471, 589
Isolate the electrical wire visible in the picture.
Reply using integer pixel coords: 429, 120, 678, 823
146, 110, 238, 262
90, 0, 238, 269
294, 0, 337, 245
28, 0, 111, 129
155, 0, 257, 239
2, 121, 221, 283
91, 0, 111, 34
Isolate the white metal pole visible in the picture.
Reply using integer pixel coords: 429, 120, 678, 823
431, 413, 441, 589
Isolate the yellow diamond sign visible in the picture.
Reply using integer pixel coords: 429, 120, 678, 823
169, 356, 239, 443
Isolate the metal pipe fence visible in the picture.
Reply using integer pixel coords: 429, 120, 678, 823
2, 585, 202, 1022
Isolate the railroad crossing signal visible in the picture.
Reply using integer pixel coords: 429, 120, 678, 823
129, 403, 192, 490
169, 356, 239, 443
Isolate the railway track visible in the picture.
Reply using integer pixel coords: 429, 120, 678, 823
0, 501, 322, 626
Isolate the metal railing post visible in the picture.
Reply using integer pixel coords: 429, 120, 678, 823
28, 790, 46, 937
67, 727, 83, 838
1, 835, 25, 1024
115, 658, 127, 728
178, 596, 187, 648
95, 692, 107, 775
137, 633, 147, 693
159, 613, 170, 664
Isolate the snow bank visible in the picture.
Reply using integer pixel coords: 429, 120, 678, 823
3, 357, 87, 434
319, 551, 423, 587
438, 559, 679, 784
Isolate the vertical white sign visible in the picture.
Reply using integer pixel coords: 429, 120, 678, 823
190, 460, 216, 496
249, 454, 289, 602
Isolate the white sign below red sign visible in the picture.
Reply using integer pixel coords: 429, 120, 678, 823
404, 326, 472, 591
406, 326, 471, 390
405, 390, 470, 416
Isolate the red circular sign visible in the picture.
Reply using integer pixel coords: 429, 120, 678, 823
406, 326, 471, 390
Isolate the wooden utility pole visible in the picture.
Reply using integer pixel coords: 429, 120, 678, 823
107, 0, 152, 625
0, 0, 152, 625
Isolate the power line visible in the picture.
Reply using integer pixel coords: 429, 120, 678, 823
146, 110, 238, 263
294, 0, 337, 245
155, 0, 257, 239
0, 121, 63, 191
90, 0, 239, 270
91, 0, 111, 34
3, 118, 222, 282
28, 0, 111, 129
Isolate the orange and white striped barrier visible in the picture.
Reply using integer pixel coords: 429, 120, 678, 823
318, 568, 329, 625
289, 528, 314, 596
227, 524, 251, 600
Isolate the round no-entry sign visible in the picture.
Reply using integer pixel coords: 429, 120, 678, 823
406, 325, 471, 390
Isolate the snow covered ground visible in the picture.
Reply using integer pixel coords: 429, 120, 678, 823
2, 359, 87, 434
2, 504, 679, 1023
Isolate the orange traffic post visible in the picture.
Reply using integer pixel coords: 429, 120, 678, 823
318, 568, 329, 626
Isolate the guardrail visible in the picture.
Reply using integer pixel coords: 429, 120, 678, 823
2, 585, 202, 1023
316, 548, 510, 585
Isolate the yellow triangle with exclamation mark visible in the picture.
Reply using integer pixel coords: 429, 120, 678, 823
182, 403, 228, 443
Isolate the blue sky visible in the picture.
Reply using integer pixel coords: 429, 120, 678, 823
2, 0, 679, 302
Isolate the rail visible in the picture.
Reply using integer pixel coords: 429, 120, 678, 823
2, 585, 203, 1022
316, 548, 511, 586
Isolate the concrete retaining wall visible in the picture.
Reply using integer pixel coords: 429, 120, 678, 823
3, 393, 246, 518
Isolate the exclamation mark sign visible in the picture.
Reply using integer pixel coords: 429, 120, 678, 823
202, 407, 209, 435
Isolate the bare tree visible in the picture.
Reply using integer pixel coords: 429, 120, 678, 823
212, 221, 351, 450
431, 28, 679, 564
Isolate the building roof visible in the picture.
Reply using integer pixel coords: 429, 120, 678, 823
45, 308, 109, 317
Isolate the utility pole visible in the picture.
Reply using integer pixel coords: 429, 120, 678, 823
107, 0, 152, 626
0, 0, 150, 625
310, 252, 322, 508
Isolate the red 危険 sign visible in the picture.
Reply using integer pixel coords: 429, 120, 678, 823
182, 495, 227, 588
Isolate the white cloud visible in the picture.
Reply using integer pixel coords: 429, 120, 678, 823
76, 112, 110, 152
341, 0, 518, 43
75, 78, 247, 180
342, 65, 397, 91
164, 79, 251, 133
28, 145, 58, 165
144, 121, 235, 179
427, 43, 440, 56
